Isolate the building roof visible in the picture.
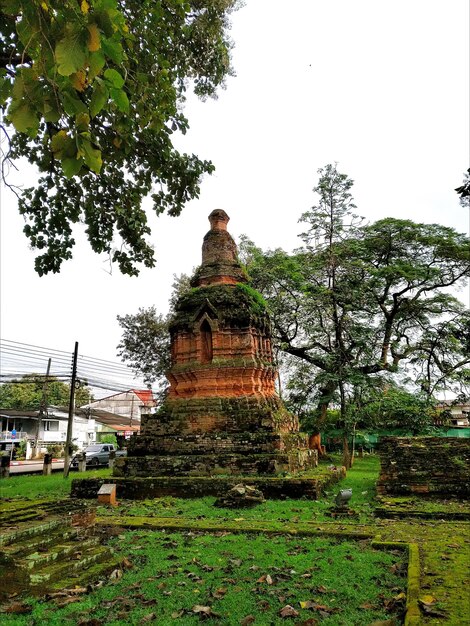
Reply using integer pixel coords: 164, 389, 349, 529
131, 389, 154, 404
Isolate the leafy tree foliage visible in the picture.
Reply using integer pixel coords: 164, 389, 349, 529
455, 168, 470, 206
0, 0, 240, 275
116, 272, 191, 396
242, 165, 470, 439
348, 385, 439, 435
116, 306, 171, 396
0, 374, 93, 410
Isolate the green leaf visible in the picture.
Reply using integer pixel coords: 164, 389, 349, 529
55, 32, 87, 76
89, 82, 108, 117
8, 103, 39, 137
62, 157, 83, 178
51, 130, 78, 160
88, 51, 106, 80
94, 9, 115, 38
43, 100, 61, 123
104, 68, 125, 88
0, 74, 12, 105
61, 91, 88, 116
110, 87, 129, 112
76, 112, 90, 131
101, 37, 123, 65
78, 137, 102, 173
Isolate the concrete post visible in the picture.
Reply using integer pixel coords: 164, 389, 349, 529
78, 452, 87, 472
43, 453, 53, 476
108, 450, 116, 470
1, 455, 10, 478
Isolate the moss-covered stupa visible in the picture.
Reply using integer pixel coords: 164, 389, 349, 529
115, 210, 315, 478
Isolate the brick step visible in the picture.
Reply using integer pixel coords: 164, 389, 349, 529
22, 537, 100, 571
0, 499, 88, 528
2, 527, 81, 559
29, 545, 111, 586
0, 510, 46, 526
0, 519, 69, 547
48, 557, 122, 592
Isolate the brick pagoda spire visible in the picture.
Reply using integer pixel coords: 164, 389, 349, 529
116, 211, 314, 477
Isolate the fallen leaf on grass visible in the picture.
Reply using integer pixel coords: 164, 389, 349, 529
202, 565, 214, 572
55, 596, 82, 608
192, 605, 220, 619
418, 595, 437, 606
171, 610, 185, 618
296, 619, 319, 626
368, 621, 396, 626
78, 619, 103, 626
141, 613, 157, 622
279, 605, 299, 618
257, 600, 270, 610
109, 569, 122, 580
359, 602, 376, 609
240, 616, 255, 625
2, 602, 32, 614
211, 587, 227, 599
257, 574, 274, 585
121, 557, 133, 569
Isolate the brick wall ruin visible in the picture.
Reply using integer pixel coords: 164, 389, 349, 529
377, 437, 470, 497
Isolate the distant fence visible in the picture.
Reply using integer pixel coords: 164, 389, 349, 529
322, 428, 470, 452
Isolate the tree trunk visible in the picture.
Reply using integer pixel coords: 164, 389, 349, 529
350, 423, 356, 467
342, 434, 350, 469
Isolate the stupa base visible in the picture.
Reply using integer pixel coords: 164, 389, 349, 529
113, 448, 317, 477
71, 466, 346, 501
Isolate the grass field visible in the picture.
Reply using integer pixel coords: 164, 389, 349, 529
2, 529, 407, 625
1, 468, 112, 500
1, 455, 469, 624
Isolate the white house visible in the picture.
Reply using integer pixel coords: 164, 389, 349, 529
81, 389, 156, 426
0, 408, 96, 458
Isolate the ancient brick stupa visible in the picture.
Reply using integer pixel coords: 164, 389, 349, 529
115, 210, 314, 479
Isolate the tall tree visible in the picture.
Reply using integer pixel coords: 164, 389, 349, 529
0, 0, 240, 275
242, 166, 470, 462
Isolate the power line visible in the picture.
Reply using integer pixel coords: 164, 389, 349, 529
0, 338, 158, 398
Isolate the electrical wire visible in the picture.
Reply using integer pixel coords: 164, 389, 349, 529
0, 338, 159, 399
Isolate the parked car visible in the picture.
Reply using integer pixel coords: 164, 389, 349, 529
71, 444, 127, 468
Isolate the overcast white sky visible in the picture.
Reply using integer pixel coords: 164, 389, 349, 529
1, 0, 469, 379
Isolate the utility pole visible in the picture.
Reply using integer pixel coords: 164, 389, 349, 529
33, 358, 51, 458
63, 342, 78, 478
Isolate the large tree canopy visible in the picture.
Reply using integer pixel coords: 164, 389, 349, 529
0, 0, 239, 275
241, 165, 470, 428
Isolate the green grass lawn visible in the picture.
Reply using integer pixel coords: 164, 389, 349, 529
97, 456, 380, 526
2, 530, 407, 625
2, 455, 469, 624
0, 469, 112, 501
